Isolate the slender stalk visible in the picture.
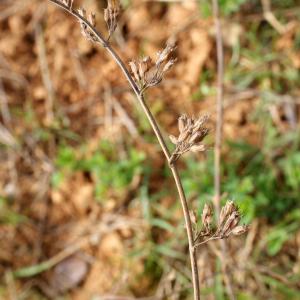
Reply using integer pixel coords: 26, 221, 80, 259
212, 1, 236, 300
212, 0, 223, 214
47, 1, 200, 299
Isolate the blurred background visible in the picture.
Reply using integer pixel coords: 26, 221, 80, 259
0, 0, 300, 299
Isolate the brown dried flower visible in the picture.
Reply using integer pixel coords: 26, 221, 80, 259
219, 200, 237, 227
194, 200, 248, 247
129, 44, 176, 92
220, 210, 240, 237
104, 0, 120, 39
169, 114, 209, 164
61, 0, 74, 9
231, 224, 249, 236
78, 8, 98, 43
201, 203, 213, 232
216, 200, 244, 237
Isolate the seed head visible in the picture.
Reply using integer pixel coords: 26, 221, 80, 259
219, 200, 236, 227
129, 44, 176, 92
169, 114, 209, 164
104, 0, 120, 39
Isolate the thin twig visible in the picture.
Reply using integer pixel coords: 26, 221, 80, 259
47, 1, 201, 299
212, 1, 236, 300
212, 0, 223, 214
194, 236, 220, 248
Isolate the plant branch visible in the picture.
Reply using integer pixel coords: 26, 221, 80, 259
194, 236, 220, 248
47, 1, 200, 299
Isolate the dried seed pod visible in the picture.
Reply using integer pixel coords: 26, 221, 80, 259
178, 114, 187, 133
77, 7, 98, 42
61, 0, 74, 9
219, 200, 236, 226
162, 58, 177, 73
129, 60, 140, 83
190, 144, 206, 153
189, 132, 203, 144
177, 129, 190, 143
156, 44, 176, 66
88, 12, 96, 27
231, 225, 249, 236
221, 211, 240, 237
104, 0, 120, 39
139, 57, 152, 78
202, 203, 213, 232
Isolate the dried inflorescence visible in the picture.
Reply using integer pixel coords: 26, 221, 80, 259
192, 200, 248, 247
104, 0, 120, 39
77, 7, 98, 43
129, 44, 177, 92
169, 114, 209, 165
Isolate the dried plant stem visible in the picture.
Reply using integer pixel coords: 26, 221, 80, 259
47, 1, 200, 299
212, 1, 235, 300
212, 0, 223, 214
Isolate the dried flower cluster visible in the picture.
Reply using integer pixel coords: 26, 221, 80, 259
104, 0, 120, 39
192, 200, 248, 247
77, 8, 98, 43
57, 0, 120, 43
129, 44, 177, 92
169, 114, 209, 165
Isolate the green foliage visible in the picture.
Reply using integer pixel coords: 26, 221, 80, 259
262, 275, 300, 299
0, 197, 27, 225
199, 0, 248, 17
265, 209, 300, 256
219, 0, 248, 15
52, 141, 145, 199
226, 21, 300, 94
193, 69, 216, 101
